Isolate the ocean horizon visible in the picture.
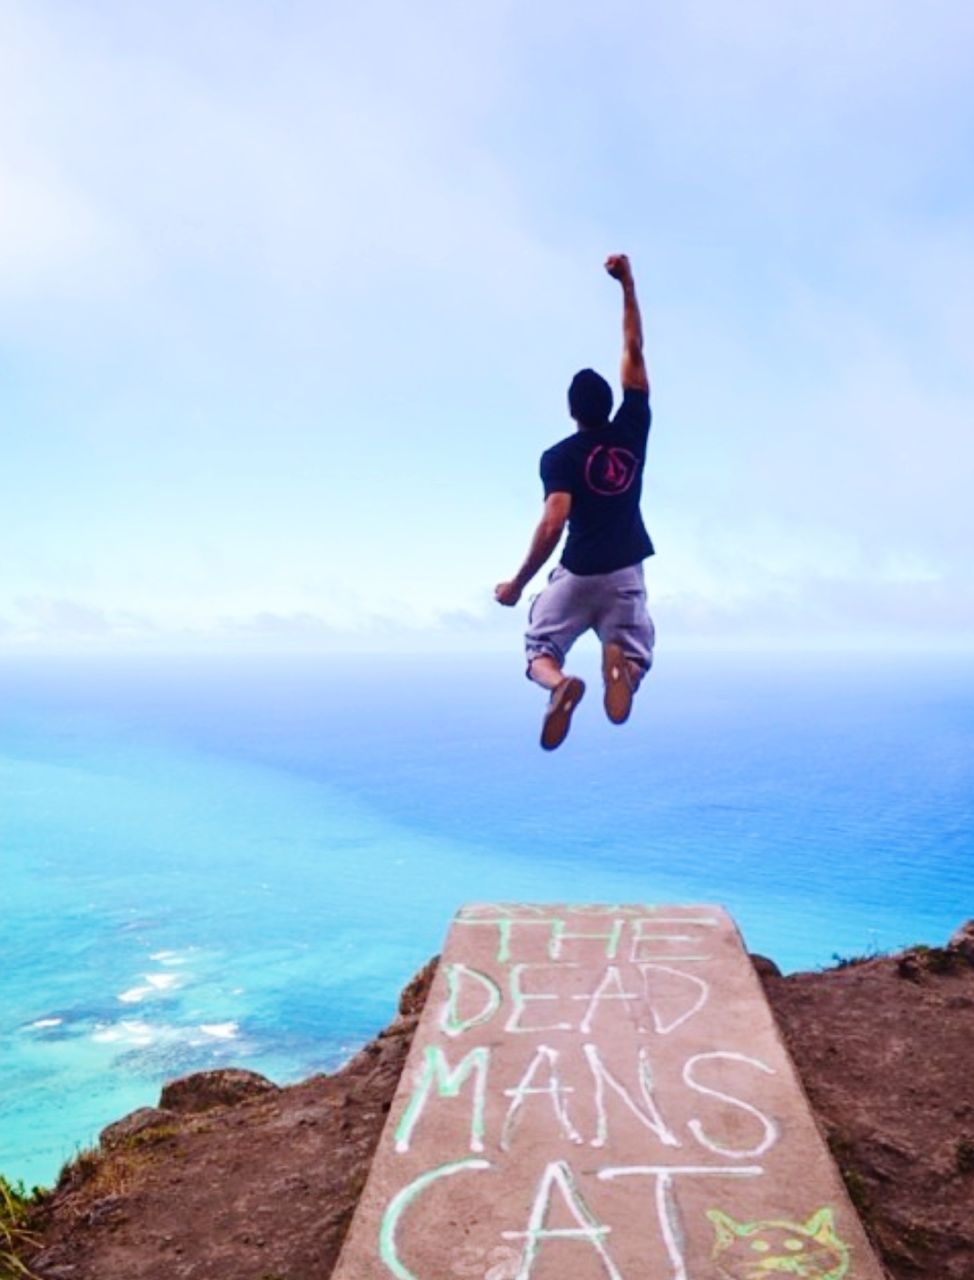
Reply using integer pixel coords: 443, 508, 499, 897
2, 647, 972, 1188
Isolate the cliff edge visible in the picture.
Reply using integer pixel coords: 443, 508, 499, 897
13, 928, 974, 1280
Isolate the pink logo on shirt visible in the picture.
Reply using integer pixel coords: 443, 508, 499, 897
584, 445, 637, 495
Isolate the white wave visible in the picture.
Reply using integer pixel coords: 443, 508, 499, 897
145, 973, 181, 990
117, 972, 183, 1003
148, 949, 193, 966
27, 1017, 63, 1029
117, 985, 153, 1004
92, 1016, 243, 1051
93, 1019, 155, 1047
199, 1022, 238, 1040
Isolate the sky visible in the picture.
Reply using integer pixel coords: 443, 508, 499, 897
2, 0, 972, 652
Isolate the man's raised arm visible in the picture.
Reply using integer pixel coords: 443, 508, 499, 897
605, 253, 649, 394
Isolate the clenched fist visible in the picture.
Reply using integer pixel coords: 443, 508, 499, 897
604, 253, 633, 283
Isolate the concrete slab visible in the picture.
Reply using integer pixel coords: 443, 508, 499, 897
331, 904, 888, 1280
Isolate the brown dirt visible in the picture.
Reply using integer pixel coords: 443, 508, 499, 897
16, 932, 974, 1280
761, 933, 974, 1280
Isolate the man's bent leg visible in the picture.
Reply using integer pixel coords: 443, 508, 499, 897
524, 567, 593, 749
537, 672, 586, 751
594, 564, 655, 724
528, 654, 566, 691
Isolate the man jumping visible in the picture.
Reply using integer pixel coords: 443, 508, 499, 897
495, 254, 655, 750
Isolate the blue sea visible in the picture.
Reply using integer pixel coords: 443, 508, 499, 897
2, 649, 972, 1188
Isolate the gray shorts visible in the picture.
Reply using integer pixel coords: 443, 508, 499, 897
524, 562, 655, 674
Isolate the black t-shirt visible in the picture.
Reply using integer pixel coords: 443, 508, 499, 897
540, 387, 654, 575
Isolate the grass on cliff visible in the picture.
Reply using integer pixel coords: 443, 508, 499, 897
0, 1175, 44, 1279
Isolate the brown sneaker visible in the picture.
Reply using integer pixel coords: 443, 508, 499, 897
540, 676, 586, 751
602, 642, 633, 724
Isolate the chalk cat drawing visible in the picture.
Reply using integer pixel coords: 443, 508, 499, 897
707, 1206, 850, 1279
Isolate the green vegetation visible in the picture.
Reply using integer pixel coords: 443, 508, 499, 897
900, 1221, 935, 1254
119, 1122, 181, 1151
838, 1164, 872, 1216
55, 1145, 101, 1193
52, 1122, 184, 1206
825, 1131, 873, 1219
57, 1144, 140, 1201
828, 938, 887, 970
0, 1175, 44, 1280
917, 945, 963, 974
898, 944, 967, 979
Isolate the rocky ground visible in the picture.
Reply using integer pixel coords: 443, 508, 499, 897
12, 929, 974, 1280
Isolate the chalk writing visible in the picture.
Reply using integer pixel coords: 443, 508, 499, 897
707, 1206, 851, 1280
629, 915, 719, 962
501, 1160, 622, 1280
501, 1045, 583, 1150
395, 1039, 774, 1154
583, 1042, 679, 1149
458, 918, 556, 964
639, 963, 709, 1034
440, 964, 502, 1038
504, 963, 579, 1034
449, 1244, 520, 1279
394, 1046, 489, 1154
457, 904, 661, 919
330, 906, 882, 1280
457, 912, 720, 964
548, 917, 624, 960
573, 964, 642, 1034
379, 1158, 490, 1280
598, 1165, 765, 1280
683, 1052, 778, 1158
448, 958, 712, 1040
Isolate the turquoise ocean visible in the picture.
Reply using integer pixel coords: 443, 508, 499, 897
2, 650, 972, 1187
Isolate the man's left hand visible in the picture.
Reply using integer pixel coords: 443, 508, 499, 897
495, 581, 522, 606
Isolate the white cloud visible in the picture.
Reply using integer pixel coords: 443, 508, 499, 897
3, 575, 970, 655
656, 569, 974, 649
11, 596, 159, 640
0, 592, 514, 653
